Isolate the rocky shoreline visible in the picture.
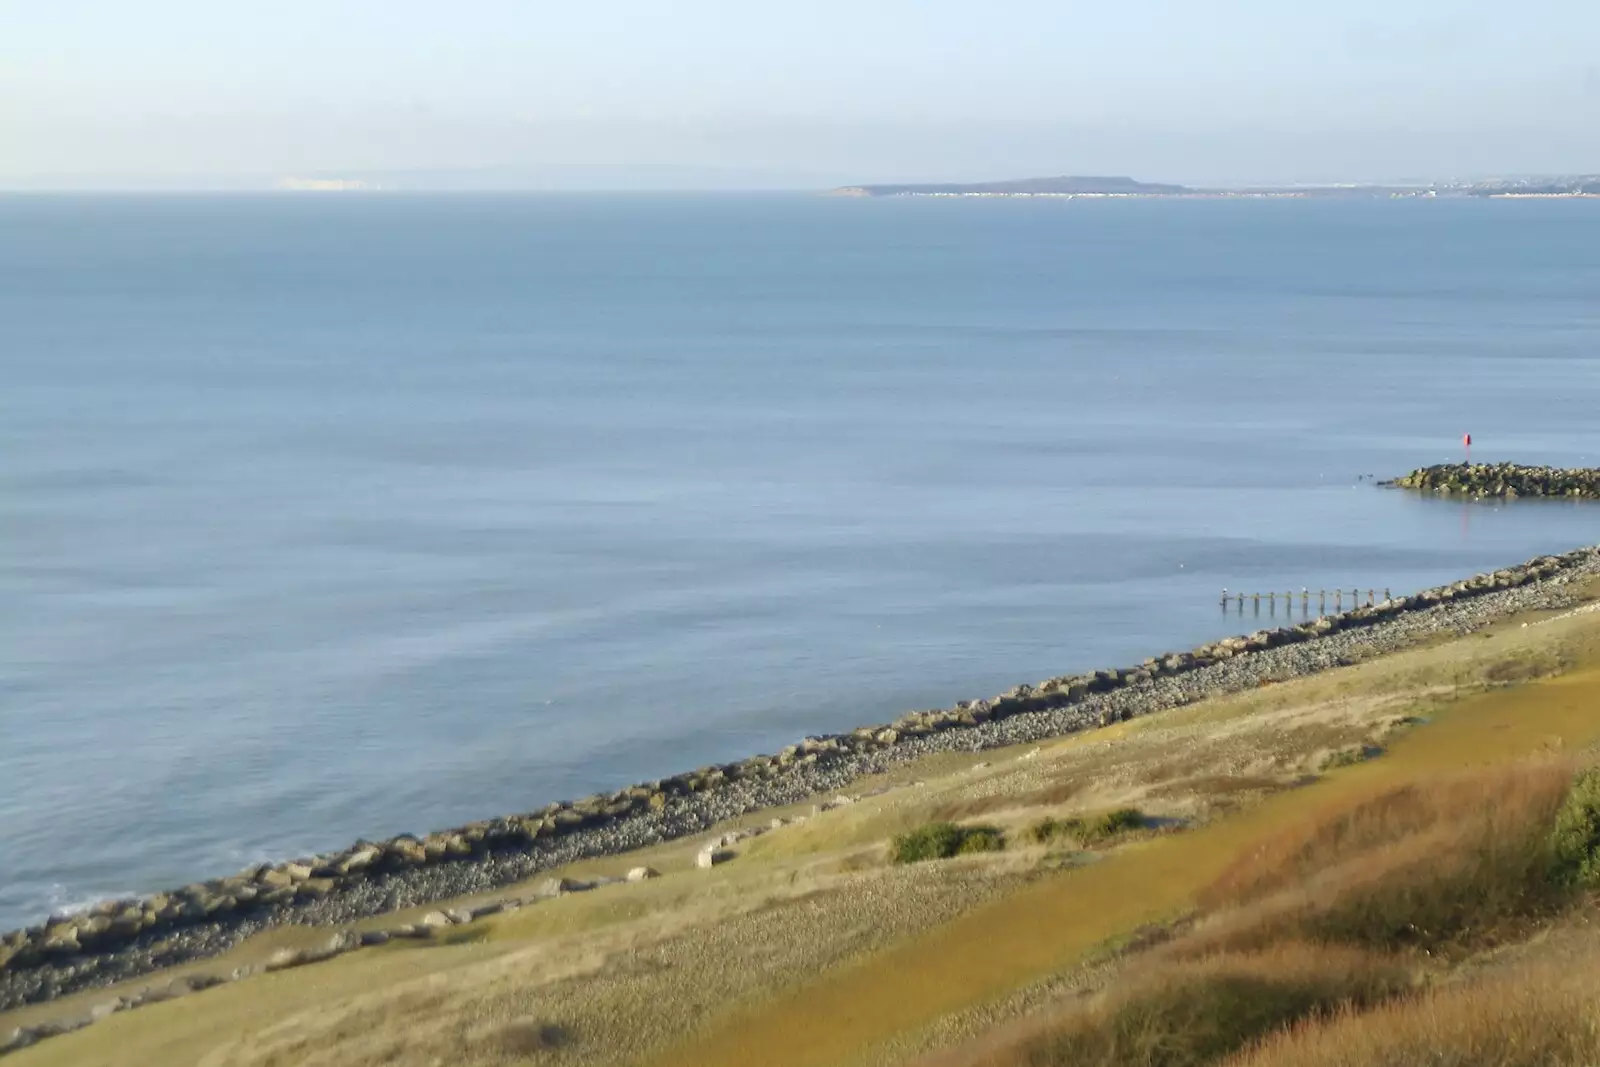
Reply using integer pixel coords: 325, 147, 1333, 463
1385, 462, 1600, 498
4, 544, 1599, 1019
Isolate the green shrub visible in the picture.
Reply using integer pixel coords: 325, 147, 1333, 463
1551, 768, 1600, 887
1028, 809, 1147, 848
891, 822, 1003, 864
957, 827, 1005, 855
1081, 808, 1147, 843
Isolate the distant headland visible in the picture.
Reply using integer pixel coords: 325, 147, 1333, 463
830, 175, 1191, 198
829, 174, 1600, 200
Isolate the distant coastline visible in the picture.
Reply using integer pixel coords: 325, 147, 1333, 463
830, 173, 1600, 200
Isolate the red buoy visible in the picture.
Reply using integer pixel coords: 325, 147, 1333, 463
1464, 432, 1472, 463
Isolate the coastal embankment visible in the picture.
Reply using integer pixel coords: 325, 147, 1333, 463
3, 543, 1597, 1025
6, 545, 1600, 1062
1385, 462, 1600, 498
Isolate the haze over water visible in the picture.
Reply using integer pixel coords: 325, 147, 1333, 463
3, 194, 1598, 930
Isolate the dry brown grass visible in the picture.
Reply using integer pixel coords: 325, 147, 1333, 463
1231, 957, 1600, 1067
928, 779, 1088, 823
1184, 762, 1575, 956
934, 943, 1409, 1067
1480, 649, 1565, 687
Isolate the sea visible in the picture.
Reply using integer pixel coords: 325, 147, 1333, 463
2, 193, 1598, 931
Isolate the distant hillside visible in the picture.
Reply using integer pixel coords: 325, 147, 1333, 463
831, 175, 1192, 197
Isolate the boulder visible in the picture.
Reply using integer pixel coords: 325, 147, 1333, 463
697, 847, 732, 869
264, 948, 305, 972
257, 868, 296, 890
626, 866, 660, 882
294, 878, 335, 901
40, 926, 81, 956
1, 1028, 34, 1054
29, 1016, 90, 1039
336, 847, 381, 875
299, 931, 358, 963
385, 838, 427, 865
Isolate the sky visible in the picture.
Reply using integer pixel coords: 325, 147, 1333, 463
4, 0, 1599, 189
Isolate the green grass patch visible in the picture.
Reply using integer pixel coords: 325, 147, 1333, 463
890, 822, 1004, 864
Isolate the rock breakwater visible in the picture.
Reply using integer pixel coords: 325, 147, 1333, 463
3, 545, 1598, 1017
1385, 463, 1600, 498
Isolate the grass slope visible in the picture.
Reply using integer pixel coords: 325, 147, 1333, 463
9, 590, 1600, 1067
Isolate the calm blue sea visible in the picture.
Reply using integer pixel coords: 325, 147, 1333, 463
2, 194, 1598, 930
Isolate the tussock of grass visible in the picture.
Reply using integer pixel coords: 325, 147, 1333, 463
495, 1020, 574, 1055
1233, 959, 1600, 1067
1481, 652, 1562, 687
1318, 745, 1379, 772
1189, 763, 1576, 956
1028, 809, 1147, 848
893, 823, 1004, 864
957, 944, 1408, 1067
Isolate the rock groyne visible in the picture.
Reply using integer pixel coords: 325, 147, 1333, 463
1385, 463, 1600, 499
2, 545, 1598, 1015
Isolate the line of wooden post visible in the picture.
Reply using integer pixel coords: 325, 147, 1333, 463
1219, 588, 1390, 613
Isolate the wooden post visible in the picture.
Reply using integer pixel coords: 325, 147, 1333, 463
1384, 588, 1391, 601
1221, 589, 1229, 609
1319, 590, 1326, 614
1252, 593, 1260, 611
1335, 590, 1342, 611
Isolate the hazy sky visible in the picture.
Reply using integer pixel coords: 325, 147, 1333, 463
5, 0, 1599, 188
